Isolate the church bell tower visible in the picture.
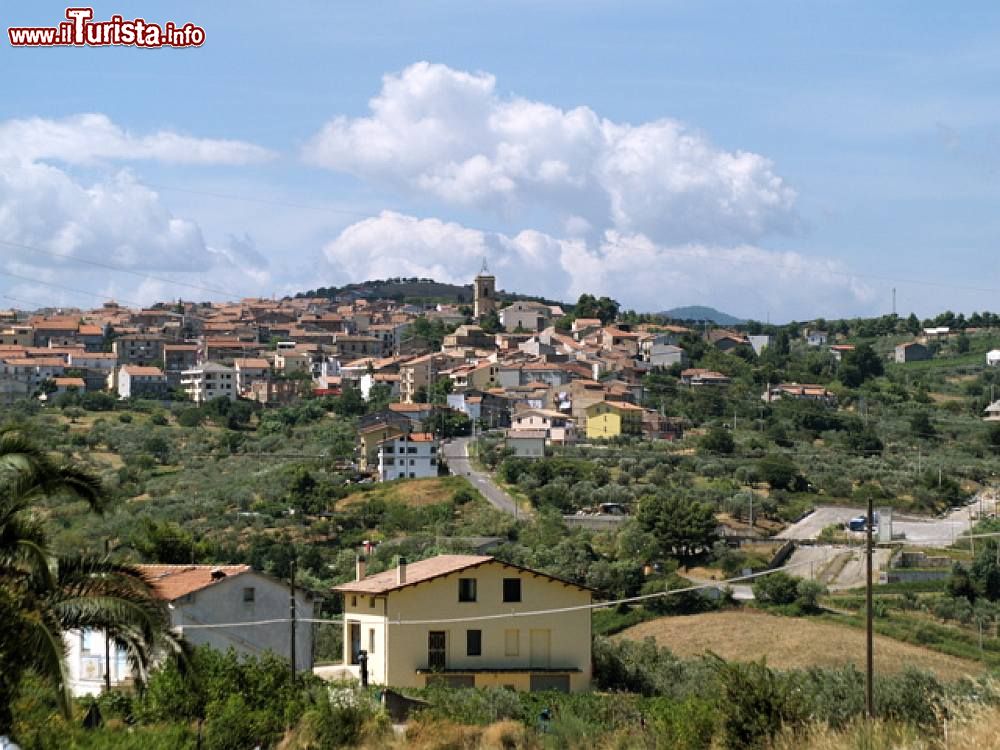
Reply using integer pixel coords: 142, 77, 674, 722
473, 260, 496, 319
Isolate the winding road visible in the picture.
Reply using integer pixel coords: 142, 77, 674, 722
442, 436, 524, 517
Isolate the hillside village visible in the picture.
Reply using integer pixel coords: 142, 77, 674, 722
5, 272, 1000, 748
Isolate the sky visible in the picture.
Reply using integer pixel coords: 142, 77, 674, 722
3, 1, 1000, 322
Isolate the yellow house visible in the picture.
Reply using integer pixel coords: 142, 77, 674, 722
584, 400, 643, 439
334, 555, 593, 692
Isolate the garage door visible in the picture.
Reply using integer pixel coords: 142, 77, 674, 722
529, 674, 570, 693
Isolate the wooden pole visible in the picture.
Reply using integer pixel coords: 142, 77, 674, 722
865, 492, 875, 720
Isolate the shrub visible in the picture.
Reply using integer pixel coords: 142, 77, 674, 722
795, 579, 826, 612
752, 572, 800, 606
700, 427, 735, 455
177, 407, 204, 428
712, 658, 803, 749
647, 696, 717, 750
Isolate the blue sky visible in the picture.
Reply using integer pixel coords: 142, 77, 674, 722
3, 1, 1000, 321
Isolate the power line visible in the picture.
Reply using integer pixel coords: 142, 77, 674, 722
168, 555, 844, 630
0, 239, 241, 299
0, 269, 143, 307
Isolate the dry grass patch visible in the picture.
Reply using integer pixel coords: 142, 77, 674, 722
616, 610, 985, 682
337, 477, 472, 510
89, 451, 124, 469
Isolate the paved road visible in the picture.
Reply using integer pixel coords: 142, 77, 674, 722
442, 437, 522, 517
680, 572, 755, 601
778, 504, 974, 545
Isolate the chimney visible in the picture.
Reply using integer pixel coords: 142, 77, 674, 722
355, 555, 367, 581
397, 556, 407, 585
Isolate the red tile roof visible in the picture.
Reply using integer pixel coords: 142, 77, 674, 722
334, 554, 592, 595
122, 365, 165, 376
136, 564, 252, 600
334, 555, 493, 594
53, 377, 86, 387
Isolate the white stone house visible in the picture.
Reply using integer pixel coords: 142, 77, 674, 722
511, 408, 577, 445
64, 564, 313, 697
117, 365, 168, 400
377, 432, 439, 481
987, 350, 1000, 367
181, 362, 236, 403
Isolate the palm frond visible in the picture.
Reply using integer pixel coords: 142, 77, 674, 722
0, 430, 108, 513
21, 607, 72, 719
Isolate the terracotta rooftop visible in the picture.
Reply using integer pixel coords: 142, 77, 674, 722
381, 431, 436, 444
122, 365, 165, 376
137, 564, 252, 601
334, 555, 493, 594
53, 377, 86, 387
334, 554, 592, 595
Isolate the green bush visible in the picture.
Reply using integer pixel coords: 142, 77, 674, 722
647, 696, 717, 750
712, 657, 803, 749
752, 572, 799, 605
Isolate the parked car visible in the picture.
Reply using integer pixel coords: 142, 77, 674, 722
847, 513, 879, 532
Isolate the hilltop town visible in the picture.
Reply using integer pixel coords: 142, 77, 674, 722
5, 271, 1000, 748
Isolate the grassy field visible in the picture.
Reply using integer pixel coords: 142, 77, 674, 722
616, 610, 985, 681
336, 476, 480, 509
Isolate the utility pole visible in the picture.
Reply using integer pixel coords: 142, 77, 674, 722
865, 490, 875, 721
104, 539, 112, 692
289, 556, 297, 683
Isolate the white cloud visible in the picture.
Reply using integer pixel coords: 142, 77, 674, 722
0, 156, 272, 305
322, 211, 874, 320
304, 62, 796, 244
322, 210, 571, 297
0, 113, 274, 165
0, 113, 278, 307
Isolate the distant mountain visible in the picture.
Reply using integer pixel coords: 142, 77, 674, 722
660, 306, 745, 326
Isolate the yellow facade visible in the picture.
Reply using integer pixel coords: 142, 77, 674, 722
586, 411, 622, 439
339, 560, 592, 693
585, 401, 641, 439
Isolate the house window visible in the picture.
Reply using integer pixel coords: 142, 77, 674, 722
369, 628, 376, 654
466, 629, 482, 656
370, 596, 376, 608
428, 631, 447, 670
504, 629, 519, 656
458, 578, 477, 602
503, 578, 522, 603
351, 596, 357, 607
242, 587, 255, 603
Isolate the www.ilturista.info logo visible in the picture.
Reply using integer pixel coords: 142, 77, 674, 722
8, 7, 205, 48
